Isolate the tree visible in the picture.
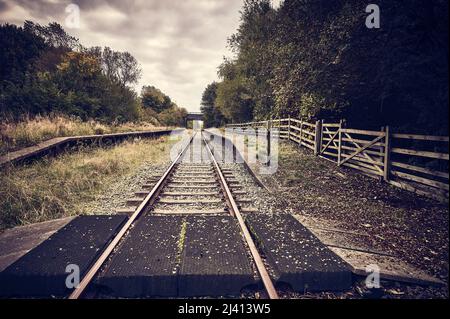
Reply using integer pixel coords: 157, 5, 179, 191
141, 85, 173, 113
228, 0, 276, 120
86, 46, 142, 87
24, 21, 79, 50
0, 22, 143, 122
207, 0, 449, 134
53, 51, 140, 121
213, 59, 254, 123
0, 23, 47, 85
158, 106, 188, 126
200, 82, 225, 127
140, 85, 187, 126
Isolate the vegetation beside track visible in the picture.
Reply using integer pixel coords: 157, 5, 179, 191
0, 114, 170, 155
0, 22, 188, 152
0, 135, 178, 230
260, 141, 448, 298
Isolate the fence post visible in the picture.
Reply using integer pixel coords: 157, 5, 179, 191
338, 120, 343, 166
299, 119, 303, 147
266, 118, 271, 166
383, 125, 391, 181
320, 119, 324, 154
314, 120, 322, 156
287, 116, 291, 142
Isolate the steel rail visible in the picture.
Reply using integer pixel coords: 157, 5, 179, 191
201, 132, 279, 299
68, 131, 196, 299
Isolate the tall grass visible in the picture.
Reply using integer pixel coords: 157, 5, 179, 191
0, 136, 176, 230
0, 114, 164, 155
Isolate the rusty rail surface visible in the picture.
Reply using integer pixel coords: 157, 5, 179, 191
69, 130, 278, 299
201, 132, 279, 299
68, 132, 195, 299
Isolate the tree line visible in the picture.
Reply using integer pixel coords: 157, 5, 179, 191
0, 21, 187, 126
201, 0, 448, 134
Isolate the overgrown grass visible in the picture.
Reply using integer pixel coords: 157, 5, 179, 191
0, 136, 177, 230
0, 114, 167, 155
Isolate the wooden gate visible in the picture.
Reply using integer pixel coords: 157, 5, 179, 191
319, 121, 341, 162
338, 128, 387, 178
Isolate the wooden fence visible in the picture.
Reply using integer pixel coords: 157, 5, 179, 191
226, 119, 449, 201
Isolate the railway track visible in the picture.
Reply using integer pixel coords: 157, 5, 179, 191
69, 130, 279, 299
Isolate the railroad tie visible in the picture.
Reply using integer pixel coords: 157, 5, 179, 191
158, 198, 223, 204
161, 191, 219, 196
126, 198, 143, 206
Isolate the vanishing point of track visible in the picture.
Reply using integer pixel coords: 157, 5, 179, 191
69, 130, 279, 299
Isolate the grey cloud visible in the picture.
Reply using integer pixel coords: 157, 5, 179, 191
0, 0, 244, 110
0, 1, 8, 12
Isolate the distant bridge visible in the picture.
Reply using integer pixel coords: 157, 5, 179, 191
186, 112, 203, 121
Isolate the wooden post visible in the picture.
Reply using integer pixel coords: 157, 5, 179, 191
222, 134, 225, 162
266, 118, 271, 166
314, 120, 322, 156
320, 119, 324, 153
287, 116, 291, 142
299, 119, 303, 147
383, 125, 391, 181
338, 120, 343, 166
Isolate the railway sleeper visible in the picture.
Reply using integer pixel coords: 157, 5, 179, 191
166, 184, 217, 189
152, 209, 228, 215
158, 198, 223, 205
126, 198, 144, 206
134, 191, 149, 197
161, 191, 220, 196
169, 180, 217, 184
172, 175, 215, 179
235, 198, 253, 204
116, 207, 136, 216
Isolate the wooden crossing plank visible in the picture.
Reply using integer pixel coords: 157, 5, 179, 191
96, 216, 183, 297
245, 214, 352, 292
179, 216, 255, 296
0, 215, 128, 297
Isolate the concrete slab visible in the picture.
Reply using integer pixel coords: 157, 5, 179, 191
179, 216, 255, 296
96, 215, 183, 297
245, 214, 352, 292
294, 215, 443, 286
0, 215, 127, 298
0, 129, 180, 168
295, 215, 357, 234
0, 217, 75, 272
330, 247, 445, 286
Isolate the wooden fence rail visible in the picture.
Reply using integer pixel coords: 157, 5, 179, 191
226, 119, 449, 201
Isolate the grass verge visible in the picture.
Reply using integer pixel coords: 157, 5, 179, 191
0, 114, 167, 155
263, 141, 448, 297
0, 135, 177, 230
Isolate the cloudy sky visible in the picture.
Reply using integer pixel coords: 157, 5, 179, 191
0, 0, 280, 112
